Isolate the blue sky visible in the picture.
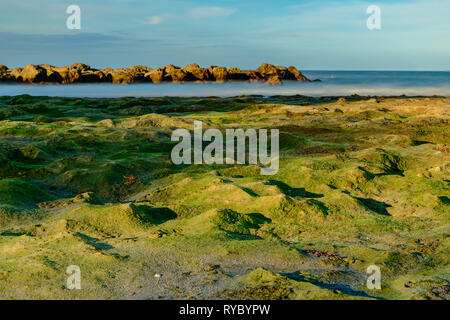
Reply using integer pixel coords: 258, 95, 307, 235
0, 0, 449, 70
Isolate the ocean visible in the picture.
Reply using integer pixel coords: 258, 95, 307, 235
1, 71, 449, 98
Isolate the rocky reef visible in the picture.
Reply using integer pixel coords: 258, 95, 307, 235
0, 63, 310, 85
0, 94, 449, 299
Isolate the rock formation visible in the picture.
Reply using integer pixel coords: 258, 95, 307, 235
0, 63, 311, 85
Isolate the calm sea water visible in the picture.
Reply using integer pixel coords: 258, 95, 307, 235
1, 71, 449, 98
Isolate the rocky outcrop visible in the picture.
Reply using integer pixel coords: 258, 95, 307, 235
0, 63, 311, 85
0, 65, 14, 82
208, 66, 228, 82
19, 65, 48, 83
288, 66, 310, 81
182, 64, 211, 81
145, 68, 165, 83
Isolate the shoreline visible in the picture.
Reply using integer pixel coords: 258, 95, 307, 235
1, 85, 450, 99
1, 92, 449, 99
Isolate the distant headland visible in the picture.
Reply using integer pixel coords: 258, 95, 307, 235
0, 63, 311, 85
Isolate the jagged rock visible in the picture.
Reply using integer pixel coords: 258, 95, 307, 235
275, 66, 290, 79
164, 64, 179, 74
162, 65, 189, 82
245, 70, 261, 82
228, 67, 251, 81
78, 71, 101, 83
257, 63, 279, 78
168, 69, 188, 82
288, 66, 310, 82
52, 64, 83, 83
265, 75, 283, 85
110, 66, 148, 84
70, 63, 92, 72
19, 64, 48, 83
145, 68, 165, 83
183, 63, 210, 81
37, 64, 67, 82
208, 66, 228, 82
0, 63, 311, 84
0, 65, 14, 82
10, 68, 23, 80
110, 68, 133, 84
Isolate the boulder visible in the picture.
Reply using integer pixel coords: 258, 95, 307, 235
228, 67, 251, 81
162, 65, 190, 82
39, 65, 63, 82
52, 64, 90, 83
78, 71, 102, 83
129, 65, 152, 74
287, 66, 310, 82
164, 64, 180, 74
244, 70, 261, 82
110, 68, 134, 84
52, 68, 79, 83
265, 75, 282, 85
275, 66, 290, 79
69, 63, 92, 72
256, 63, 279, 78
10, 68, 23, 81
109, 66, 148, 83
0, 65, 14, 82
19, 64, 48, 83
182, 63, 211, 81
167, 69, 188, 82
208, 66, 228, 82
95, 71, 112, 82
145, 68, 165, 83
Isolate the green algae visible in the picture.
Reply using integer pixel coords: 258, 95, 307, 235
0, 95, 448, 299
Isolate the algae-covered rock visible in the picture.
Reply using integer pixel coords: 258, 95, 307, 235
62, 202, 176, 236
0, 178, 52, 207
0, 95, 448, 299
212, 209, 263, 235
228, 268, 364, 300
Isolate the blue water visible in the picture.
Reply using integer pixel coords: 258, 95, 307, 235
0, 71, 449, 98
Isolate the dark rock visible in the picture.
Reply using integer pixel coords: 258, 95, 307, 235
228, 67, 251, 81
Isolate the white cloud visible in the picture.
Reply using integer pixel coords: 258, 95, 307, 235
144, 6, 236, 25
188, 6, 236, 19
146, 15, 166, 25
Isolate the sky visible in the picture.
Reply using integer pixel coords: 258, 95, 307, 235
0, 0, 449, 70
